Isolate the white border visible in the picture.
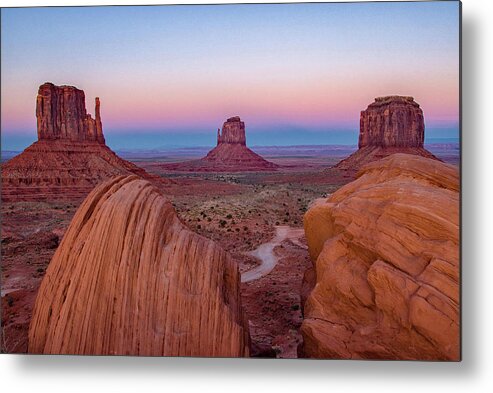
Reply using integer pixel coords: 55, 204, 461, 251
1, 0, 492, 392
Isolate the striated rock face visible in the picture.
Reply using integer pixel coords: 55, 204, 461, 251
162, 116, 278, 172
28, 175, 249, 357
302, 154, 459, 360
336, 96, 437, 171
359, 96, 424, 148
2, 82, 168, 202
217, 116, 246, 145
36, 82, 105, 143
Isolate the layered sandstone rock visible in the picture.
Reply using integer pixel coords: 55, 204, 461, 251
162, 116, 278, 172
216, 116, 247, 145
336, 96, 437, 171
28, 175, 249, 356
302, 154, 459, 360
2, 83, 168, 202
359, 96, 424, 148
36, 83, 105, 143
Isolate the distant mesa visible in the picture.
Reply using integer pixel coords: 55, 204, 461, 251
336, 96, 438, 171
28, 175, 250, 356
161, 116, 278, 172
1, 82, 168, 202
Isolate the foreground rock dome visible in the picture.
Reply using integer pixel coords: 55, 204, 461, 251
28, 175, 249, 356
303, 154, 459, 360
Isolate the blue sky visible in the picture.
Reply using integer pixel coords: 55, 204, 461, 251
1, 2, 460, 150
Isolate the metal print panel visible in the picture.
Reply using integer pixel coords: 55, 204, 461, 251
0, 1, 461, 360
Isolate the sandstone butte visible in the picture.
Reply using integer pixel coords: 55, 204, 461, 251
336, 96, 438, 171
302, 153, 459, 360
28, 175, 249, 356
1, 82, 168, 202
161, 116, 278, 172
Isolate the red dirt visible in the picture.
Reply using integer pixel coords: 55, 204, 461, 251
1, 159, 351, 356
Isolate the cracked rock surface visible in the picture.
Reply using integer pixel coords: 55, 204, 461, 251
302, 153, 459, 360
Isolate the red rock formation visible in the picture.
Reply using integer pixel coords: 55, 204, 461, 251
2, 82, 168, 202
302, 154, 459, 360
336, 96, 437, 170
162, 116, 278, 172
28, 175, 249, 356
36, 83, 105, 143
217, 116, 247, 145
359, 96, 424, 148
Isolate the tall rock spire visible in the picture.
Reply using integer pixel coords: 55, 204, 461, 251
95, 97, 105, 144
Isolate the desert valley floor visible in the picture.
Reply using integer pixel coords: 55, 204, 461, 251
1, 143, 459, 357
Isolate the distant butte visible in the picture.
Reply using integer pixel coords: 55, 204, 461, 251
161, 116, 278, 172
1, 82, 169, 202
335, 96, 438, 171
36, 83, 105, 143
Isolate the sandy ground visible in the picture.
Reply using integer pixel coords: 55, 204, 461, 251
242, 226, 306, 283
